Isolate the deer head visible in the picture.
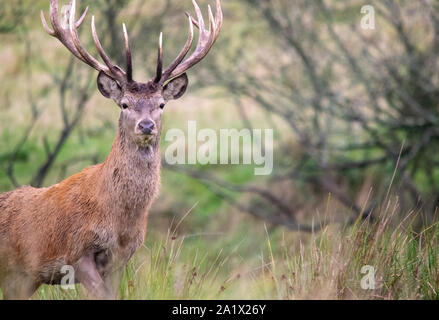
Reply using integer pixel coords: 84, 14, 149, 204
41, 0, 222, 150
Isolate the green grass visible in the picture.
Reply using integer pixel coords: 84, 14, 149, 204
7, 200, 435, 300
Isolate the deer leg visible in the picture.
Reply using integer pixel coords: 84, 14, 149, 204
102, 267, 123, 300
75, 253, 114, 300
1, 272, 39, 300
95, 249, 121, 300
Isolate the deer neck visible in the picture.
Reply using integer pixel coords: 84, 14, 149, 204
97, 127, 161, 218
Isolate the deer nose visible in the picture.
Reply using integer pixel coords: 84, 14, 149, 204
138, 120, 155, 135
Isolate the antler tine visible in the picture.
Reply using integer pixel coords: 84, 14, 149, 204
154, 33, 164, 83
91, 15, 127, 82
69, 0, 109, 73
214, 0, 223, 39
90, 15, 124, 79
192, 0, 205, 31
41, 0, 127, 84
90, 16, 112, 70
41, 0, 85, 62
166, 0, 223, 80
123, 23, 133, 82
162, 16, 194, 80
75, 6, 89, 28
185, 11, 199, 29
49, 0, 60, 34
207, 5, 217, 45
40, 11, 55, 36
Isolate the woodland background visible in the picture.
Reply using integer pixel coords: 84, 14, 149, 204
1, 0, 439, 299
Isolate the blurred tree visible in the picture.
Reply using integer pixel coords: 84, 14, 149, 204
0, 0, 28, 33
3, 0, 439, 231
170, 0, 439, 229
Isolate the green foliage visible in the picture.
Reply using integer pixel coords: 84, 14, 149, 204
0, 0, 28, 33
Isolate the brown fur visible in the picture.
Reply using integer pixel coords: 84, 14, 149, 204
1, 0, 222, 299
0, 122, 161, 298
0, 65, 190, 299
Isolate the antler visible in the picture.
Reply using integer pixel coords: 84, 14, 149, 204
157, 0, 223, 83
41, 0, 222, 86
41, 0, 131, 84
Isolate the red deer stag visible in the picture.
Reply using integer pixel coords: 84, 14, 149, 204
0, 0, 222, 299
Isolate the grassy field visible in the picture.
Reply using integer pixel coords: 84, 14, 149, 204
5, 200, 434, 300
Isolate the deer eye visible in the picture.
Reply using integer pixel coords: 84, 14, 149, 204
159, 103, 165, 109
121, 103, 129, 110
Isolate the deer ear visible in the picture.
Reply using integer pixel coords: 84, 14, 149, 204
97, 71, 123, 103
163, 73, 189, 101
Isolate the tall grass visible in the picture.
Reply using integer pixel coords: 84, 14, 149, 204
25, 197, 439, 300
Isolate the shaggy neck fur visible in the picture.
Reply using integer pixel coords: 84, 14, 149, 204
96, 122, 161, 221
